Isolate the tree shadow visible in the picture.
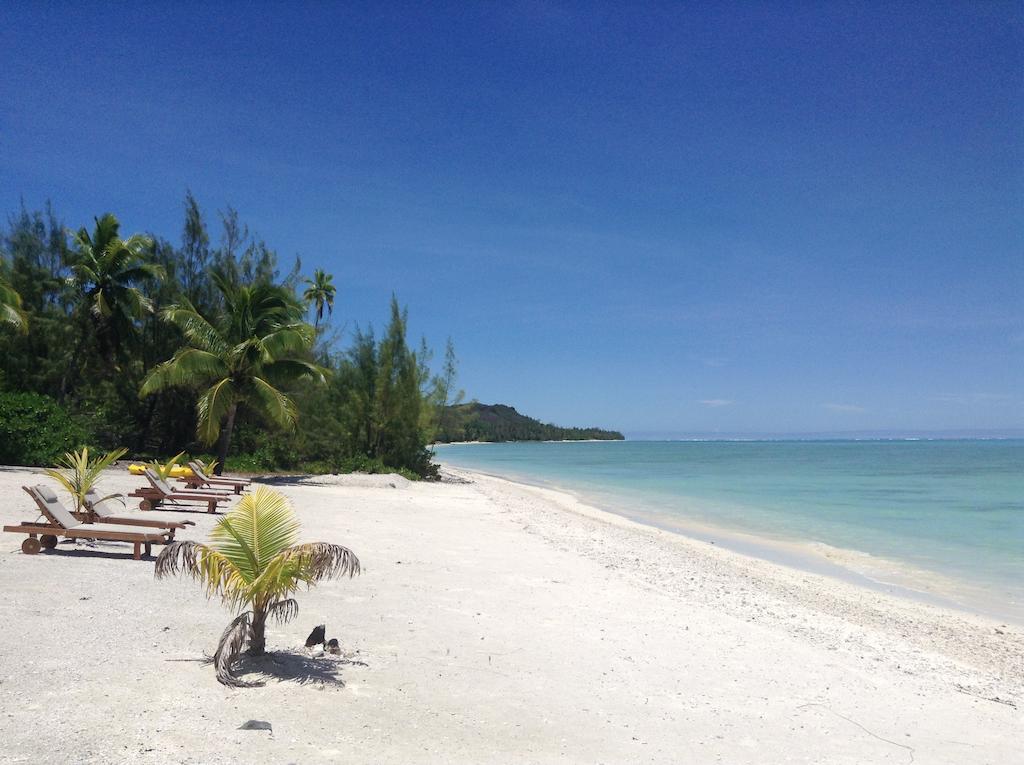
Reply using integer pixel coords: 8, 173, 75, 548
253, 475, 314, 487
229, 650, 365, 687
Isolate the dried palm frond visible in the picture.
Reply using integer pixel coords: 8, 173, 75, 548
154, 540, 202, 579
268, 598, 299, 624
214, 612, 260, 688
282, 542, 362, 581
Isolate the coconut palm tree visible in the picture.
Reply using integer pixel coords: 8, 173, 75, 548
155, 486, 360, 686
0, 275, 27, 332
302, 269, 336, 330
140, 271, 323, 472
69, 213, 163, 360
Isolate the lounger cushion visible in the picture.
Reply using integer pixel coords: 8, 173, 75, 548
143, 469, 227, 499
70, 522, 165, 537
188, 462, 250, 485
31, 486, 82, 530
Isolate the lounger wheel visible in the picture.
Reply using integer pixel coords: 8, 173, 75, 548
21, 537, 41, 555
139, 500, 154, 512
40, 534, 58, 550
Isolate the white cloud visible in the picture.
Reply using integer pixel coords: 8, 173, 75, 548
699, 399, 734, 407
823, 403, 866, 413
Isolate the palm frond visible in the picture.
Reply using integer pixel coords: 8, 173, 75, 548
196, 378, 237, 444
69, 262, 98, 284
154, 540, 204, 580
139, 359, 178, 396
281, 542, 362, 582
43, 447, 128, 512
213, 612, 261, 687
118, 263, 165, 284
141, 349, 229, 396
116, 232, 154, 254
209, 486, 300, 583
93, 289, 112, 318
155, 540, 242, 604
0, 278, 27, 332
261, 359, 327, 386
249, 376, 298, 430
0, 301, 27, 332
120, 286, 154, 319
162, 304, 229, 355
267, 598, 299, 624
259, 323, 315, 359
148, 451, 186, 480
72, 225, 93, 252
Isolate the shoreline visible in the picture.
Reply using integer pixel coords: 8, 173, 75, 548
447, 467, 1023, 703
447, 467, 1024, 687
439, 461, 1023, 626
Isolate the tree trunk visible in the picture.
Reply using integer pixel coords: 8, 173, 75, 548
214, 404, 238, 475
137, 396, 158, 453
247, 606, 267, 656
58, 331, 88, 402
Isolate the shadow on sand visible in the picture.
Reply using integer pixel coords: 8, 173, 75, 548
250, 475, 314, 487
228, 650, 365, 687
8, 540, 157, 562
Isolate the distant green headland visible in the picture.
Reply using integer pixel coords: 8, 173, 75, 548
436, 403, 624, 443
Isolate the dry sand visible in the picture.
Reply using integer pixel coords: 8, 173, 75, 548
0, 465, 1020, 764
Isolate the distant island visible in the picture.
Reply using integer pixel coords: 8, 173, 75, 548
436, 403, 624, 443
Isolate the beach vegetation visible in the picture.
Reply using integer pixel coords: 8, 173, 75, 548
67, 214, 163, 367
141, 272, 324, 472
303, 268, 336, 330
43, 446, 128, 512
155, 486, 360, 686
147, 450, 187, 480
58, 215, 164, 412
331, 299, 438, 478
0, 392, 87, 466
425, 337, 464, 448
0, 274, 27, 332
0, 195, 450, 478
436, 402, 625, 443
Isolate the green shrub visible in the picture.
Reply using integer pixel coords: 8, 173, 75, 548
220, 452, 423, 481
0, 392, 87, 466
223, 451, 277, 474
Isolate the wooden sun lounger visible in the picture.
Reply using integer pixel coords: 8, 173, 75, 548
82, 488, 195, 535
178, 461, 251, 494
3, 485, 171, 560
129, 469, 231, 513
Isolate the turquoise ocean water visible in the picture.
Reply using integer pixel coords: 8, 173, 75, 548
437, 440, 1024, 621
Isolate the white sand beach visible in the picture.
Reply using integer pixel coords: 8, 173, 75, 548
0, 465, 1020, 764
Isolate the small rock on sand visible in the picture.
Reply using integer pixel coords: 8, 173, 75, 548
238, 720, 272, 732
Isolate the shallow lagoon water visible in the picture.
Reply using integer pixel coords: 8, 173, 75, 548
438, 439, 1024, 621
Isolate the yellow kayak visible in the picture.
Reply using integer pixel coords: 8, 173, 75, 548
127, 464, 194, 478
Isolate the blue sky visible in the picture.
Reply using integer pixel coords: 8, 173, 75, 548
2, 2, 1021, 435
